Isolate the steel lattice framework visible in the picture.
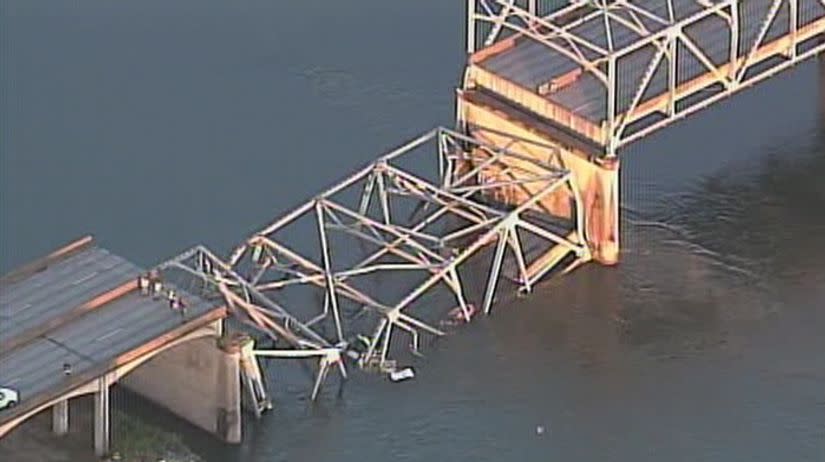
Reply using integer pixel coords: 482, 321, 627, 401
155, 127, 590, 399
469, 0, 825, 155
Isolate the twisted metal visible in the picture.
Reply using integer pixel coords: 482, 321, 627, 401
155, 127, 590, 399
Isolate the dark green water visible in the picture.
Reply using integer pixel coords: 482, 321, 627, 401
2, 1, 824, 461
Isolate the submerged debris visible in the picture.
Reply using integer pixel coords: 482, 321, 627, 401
441, 303, 479, 327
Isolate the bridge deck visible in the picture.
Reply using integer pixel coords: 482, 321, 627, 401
0, 237, 225, 427
477, 0, 746, 123
0, 241, 140, 351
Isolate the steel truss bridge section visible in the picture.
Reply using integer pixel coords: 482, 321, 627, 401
155, 127, 590, 400
467, 0, 825, 155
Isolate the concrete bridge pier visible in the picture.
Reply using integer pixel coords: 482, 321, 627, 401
93, 377, 110, 457
121, 330, 242, 445
581, 156, 620, 266
456, 93, 621, 265
51, 400, 69, 436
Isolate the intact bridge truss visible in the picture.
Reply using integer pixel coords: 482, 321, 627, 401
154, 128, 590, 400
469, 0, 825, 155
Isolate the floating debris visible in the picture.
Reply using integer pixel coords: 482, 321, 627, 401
388, 367, 415, 382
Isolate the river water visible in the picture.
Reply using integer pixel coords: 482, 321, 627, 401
2, 1, 824, 461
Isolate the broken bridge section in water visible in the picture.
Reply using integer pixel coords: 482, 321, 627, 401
155, 127, 591, 400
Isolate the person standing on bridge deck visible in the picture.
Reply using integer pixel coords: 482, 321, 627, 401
152, 280, 163, 299
180, 298, 189, 321
172, 296, 189, 321
167, 289, 178, 312
138, 274, 150, 295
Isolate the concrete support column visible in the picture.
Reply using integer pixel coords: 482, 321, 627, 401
585, 157, 620, 265
93, 377, 110, 457
216, 342, 242, 444
52, 399, 69, 436
121, 334, 242, 444
458, 95, 623, 266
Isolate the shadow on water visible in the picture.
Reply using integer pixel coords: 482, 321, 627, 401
494, 91, 825, 367
631, 126, 825, 290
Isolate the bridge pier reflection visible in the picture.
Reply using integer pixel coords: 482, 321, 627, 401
820, 53, 825, 123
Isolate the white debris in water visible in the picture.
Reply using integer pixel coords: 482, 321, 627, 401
388, 367, 415, 382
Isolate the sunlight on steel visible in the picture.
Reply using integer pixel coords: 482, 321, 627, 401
153, 128, 590, 398
468, 0, 825, 155
219, 127, 589, 376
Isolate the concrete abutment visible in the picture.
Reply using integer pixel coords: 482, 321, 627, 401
121, 335, 242, 444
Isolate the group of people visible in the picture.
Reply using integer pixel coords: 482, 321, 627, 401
60, 274, 188, 381
136, 273, 187, 317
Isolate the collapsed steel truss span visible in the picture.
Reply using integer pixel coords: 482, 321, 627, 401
156, 127, 590, 399
468, 0, 825, 154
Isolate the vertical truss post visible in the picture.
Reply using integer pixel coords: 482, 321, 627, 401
438, 128, 446, 180
506, 221, 531, 293
668, 32, 678, 116
375, 169, 392, 225
467, 0, 476, 54
729, 0, 739, 80
603, 1, 614, 52
789, 0, 798, 59
363, 317, 388, 367
482, 228, 509, 314
315, 201, 345, 343
358, 173, 376, 216
310, 356, 331, 401
380, 315, 394, 364
438, 128, 451, 189
447, 267, 471, 321
240, 340, 271, 416
606, 55, 618, 157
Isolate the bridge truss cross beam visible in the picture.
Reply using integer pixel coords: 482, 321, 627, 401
468, 0, 825, 156
157, 127, 591, 400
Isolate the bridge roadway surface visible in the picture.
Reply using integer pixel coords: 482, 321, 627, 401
0, 236, 225, 430
472, 0, 825, 148
481, 0, 825, 122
